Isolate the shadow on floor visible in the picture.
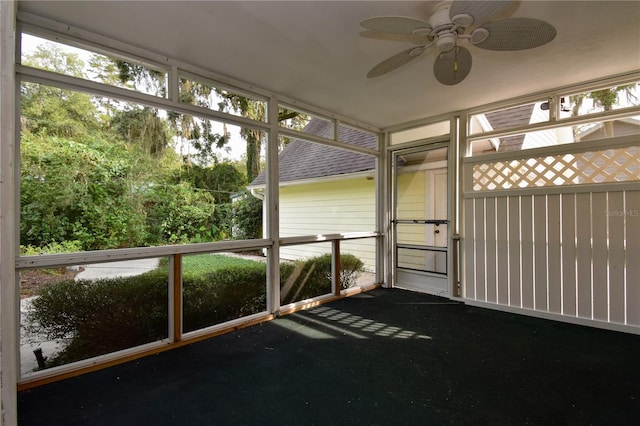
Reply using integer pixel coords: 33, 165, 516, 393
18, 288, 640, 425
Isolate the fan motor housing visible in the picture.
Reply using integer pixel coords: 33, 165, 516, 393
436, 33, 456, 52
429, 1, 455, 33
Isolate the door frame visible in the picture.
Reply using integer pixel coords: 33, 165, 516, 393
389, 141, 455, 297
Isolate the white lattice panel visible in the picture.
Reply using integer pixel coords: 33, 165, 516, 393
472, 146, 640, 191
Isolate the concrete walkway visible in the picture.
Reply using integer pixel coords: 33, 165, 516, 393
74, 258, 160, 281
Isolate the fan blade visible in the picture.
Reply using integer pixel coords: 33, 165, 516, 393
450, 1, 513, 25
475, 18, 556, 51
361, 16, 431, 35
360, 30, 430, 45
367, 46, 427, 78
433, 46, 472, 85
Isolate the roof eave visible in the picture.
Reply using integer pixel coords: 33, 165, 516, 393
247, 169, 374, 190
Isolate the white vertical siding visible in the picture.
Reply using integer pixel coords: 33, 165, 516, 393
522, 195, 534, 309
464, 190, 639, 331
626, 190, 640, 326
575, 192, 592, 319
547, 194, 562, 314
464, 197, 475, 300
608, 191, 625, 324
474, 197, 486, 301
485, 197, 497, 303
592, 192, 608, 321
560, 193, 577, 316
533, 195, 547, 311
496, 197, 509, 305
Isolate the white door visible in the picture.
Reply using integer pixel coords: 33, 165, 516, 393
393, 146, 449, 296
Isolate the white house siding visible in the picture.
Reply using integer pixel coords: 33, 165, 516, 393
395, 170, 430, 271
279, 176, 376, 271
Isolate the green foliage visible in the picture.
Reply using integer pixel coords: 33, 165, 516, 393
113, 59, 166, 97
27, 271, 168, 367
20, 82, 103, 139
160, 254, 263, 279
144, 183, 215, 244
183, 265, 267, 332
175, 162, 247, 240
21, 45, 103, 139
212, 203, 233, 240
27, 253, 363, 368
280, 254, 364, 304
20, 241, 83, 256
20, 134, 149, 250
231, 190, 263, 240
177, 162, 246, 204
110, 107, 173, 156
19, 41, 272, 252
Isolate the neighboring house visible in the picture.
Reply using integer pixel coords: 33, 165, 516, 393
251, 109, 639, 271
249, 119, 378, 270
578, 116, 640, 141
472, 102, 640, 154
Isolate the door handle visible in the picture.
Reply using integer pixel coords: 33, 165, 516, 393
434, 230, 440, 234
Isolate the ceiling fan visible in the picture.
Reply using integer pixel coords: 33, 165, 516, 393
361, 0, 557, 85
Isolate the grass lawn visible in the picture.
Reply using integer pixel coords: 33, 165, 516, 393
178, 254, 265, 279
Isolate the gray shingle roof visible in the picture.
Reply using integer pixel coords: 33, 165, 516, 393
250, 119, 376, 186
252, 105, 536, 186
485, 104, 534, 152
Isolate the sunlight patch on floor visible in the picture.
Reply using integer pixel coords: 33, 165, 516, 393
276, 305, 433, 340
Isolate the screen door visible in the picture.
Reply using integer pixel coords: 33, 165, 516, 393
392, 145, 449, 296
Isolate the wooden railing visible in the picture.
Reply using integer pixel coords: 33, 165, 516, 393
16, 232, 380, 389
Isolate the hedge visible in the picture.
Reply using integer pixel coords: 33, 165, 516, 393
26, 254, 364, 369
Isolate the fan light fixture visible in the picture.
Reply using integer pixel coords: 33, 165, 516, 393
451, 13, 474, 27
470, 28, 490, 44
436, 33, 456, 52
412, 26, 432, 36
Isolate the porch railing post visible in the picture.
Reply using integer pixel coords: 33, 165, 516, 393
172, 253, 182, 342
332, 239, 341, 296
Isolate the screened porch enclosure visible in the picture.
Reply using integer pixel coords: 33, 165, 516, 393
1, 2, 640, 425
7, 9, 640, 388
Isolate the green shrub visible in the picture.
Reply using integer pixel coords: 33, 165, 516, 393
27, 253, 364, 368
212, 202, 233, 240
144, 182, 216, 244
27, 270, 168, 367
20, 240, 83, 256
280, 254, 364, 304
231, 189, 262, 240
183, 264, 267, 332
20, 134, 150, 250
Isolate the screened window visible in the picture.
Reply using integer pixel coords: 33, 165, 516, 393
21, 33, 168, 97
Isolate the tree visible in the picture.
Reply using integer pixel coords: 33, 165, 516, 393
114, 61, 308, 179
570, 84, 638, 138
20, 42, 226, 250
110, 107, 173, 156
21, 45, 103, 139
20, 134, 149, 250
217, 94, 307, 181
177, 162, 246, 204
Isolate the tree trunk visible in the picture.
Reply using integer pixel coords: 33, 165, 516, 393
245, 129, 263, 182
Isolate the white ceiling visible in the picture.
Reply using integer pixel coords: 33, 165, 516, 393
18, 1, 640, 129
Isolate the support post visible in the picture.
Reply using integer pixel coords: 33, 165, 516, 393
332, 240, 341, 296
0, 1, 18, 424
266, 96, 280, 314
172, 254, 182, 342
